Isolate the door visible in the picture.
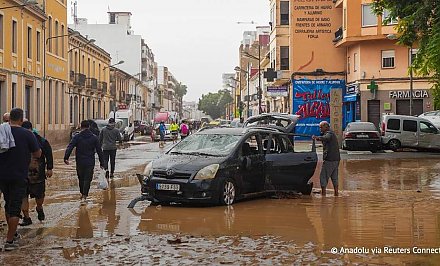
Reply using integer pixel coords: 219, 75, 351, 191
418, 121, 440, 149
401, 119, 418, 147
239, 134, 265, 194
264, 134, 317, 191
368, 100, 381, 129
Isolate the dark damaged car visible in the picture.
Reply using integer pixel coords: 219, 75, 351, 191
135, 122, 318, 206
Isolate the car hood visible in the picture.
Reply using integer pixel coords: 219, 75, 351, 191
152, 154, 226, 172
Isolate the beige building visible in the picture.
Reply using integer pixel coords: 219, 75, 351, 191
68, 28, 111, 126
334, 0, 432, 126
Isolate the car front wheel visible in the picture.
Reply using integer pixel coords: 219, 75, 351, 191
219, 178, 236, 206
388, 139, 401, 151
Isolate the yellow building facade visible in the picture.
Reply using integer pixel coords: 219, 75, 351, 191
68, 29, 111, 127
0, 0, 71, 143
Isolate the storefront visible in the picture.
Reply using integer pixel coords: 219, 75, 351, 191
343, 83, 361, 128
360, 81, 434, 127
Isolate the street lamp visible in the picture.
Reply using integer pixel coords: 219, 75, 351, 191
0, 0, 38, 10
235, 65, 250, 118
243, 50, 262, 115
387, 33, 414, 116
104, 60, 125, 70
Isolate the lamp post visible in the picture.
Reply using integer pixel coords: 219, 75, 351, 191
235, 66, 250, 118
42, 30, 80, 137
0, 0, 37, 10
229, 77, 239, 118
387, 33, 414, 116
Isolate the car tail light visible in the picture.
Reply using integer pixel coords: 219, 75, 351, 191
381, 122, 385, 136
344, 132, 354, 139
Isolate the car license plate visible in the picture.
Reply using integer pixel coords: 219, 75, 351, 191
357, 134, 369, 138
156, 183, 180, 191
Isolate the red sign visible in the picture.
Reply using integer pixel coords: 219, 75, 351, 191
118, 104, 127, 110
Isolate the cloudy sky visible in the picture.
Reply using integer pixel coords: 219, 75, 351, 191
68, 0, 269, 101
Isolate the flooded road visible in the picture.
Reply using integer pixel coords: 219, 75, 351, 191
1, 140, 440, 265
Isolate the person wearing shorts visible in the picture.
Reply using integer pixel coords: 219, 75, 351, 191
313, 121, 341, 196
0, 108, 41, 251
20, 121, 53, 226
170, 120, 179, 144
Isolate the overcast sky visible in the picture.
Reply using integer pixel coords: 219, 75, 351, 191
69, 0, 269, 101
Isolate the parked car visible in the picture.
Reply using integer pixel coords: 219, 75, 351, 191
134, 120, 152, 135
419, 110, 440, 129
137, 116, 317, 206
342, 122, 382, 152
151, 123, 173, 141
381, 115, 440, 151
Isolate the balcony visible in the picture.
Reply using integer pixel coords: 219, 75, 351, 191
73, 73, 86, 87
98, 81, 107, 93
86, 78, 98, 90
110, 84, 116, 97
333, 26, 343, 43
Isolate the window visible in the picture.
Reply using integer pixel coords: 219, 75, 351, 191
362, 4, 377, 27
55, 21, 59, 55
12, 20, 17, 53
0, 82, 5, 115
271, 47, 276, 68
11, 83, 16, 107
36, 31, 41, 62
242, 134, 261, 156
61, 25, 65, 57
382, 9, 398, 25
387, 119, 400, 130
403, 120, 417, 132
280, 1, 289, 26
0, 14, 3, 50
280, 46, 289, 70
347, 56, 351, 74
37, 87, 41, 124
409, 48, 418, 66
48, 17, 52, 53
109, 13, 116, 24
353, 53, 358, 72
25, 86, 31, 120
48, 80, 52, 124
27, 27, 32, 59
382, 50, 395, 68
420, 121, 438, 134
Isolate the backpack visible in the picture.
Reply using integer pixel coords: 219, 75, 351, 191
181, 124, 189, 135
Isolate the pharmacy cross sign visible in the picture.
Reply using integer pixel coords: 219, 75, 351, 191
264, 68, 277, 82
368, 80, 378, 93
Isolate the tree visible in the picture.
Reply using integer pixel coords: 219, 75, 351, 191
174, 82, 188, 119
198, 89, 233, 119
372, 0, 440, 108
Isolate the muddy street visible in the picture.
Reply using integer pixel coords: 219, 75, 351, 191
2, 140, 440, 265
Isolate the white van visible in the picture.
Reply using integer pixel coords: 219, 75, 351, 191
381, 115, 440, 151
109, 109, 135, 141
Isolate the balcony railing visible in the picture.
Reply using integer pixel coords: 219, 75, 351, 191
73, 73, 86, 87
98, 81, 107, 93
86, 78, 98, 90
333, 26, 343, 43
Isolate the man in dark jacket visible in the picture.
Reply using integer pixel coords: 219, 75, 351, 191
64, 120, 104, 205
99, 118, 122, 179
20, 121, 53, 226
313, 121, 341, 196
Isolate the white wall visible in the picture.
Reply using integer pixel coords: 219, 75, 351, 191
70, 23, 142, 77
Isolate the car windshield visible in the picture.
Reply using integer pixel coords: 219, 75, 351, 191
169, 134, 241, 156
120, 118, 129, 128
347, 123, 377, 131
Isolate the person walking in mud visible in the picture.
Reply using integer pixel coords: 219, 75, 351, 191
20, 121, 53, 226
312, 121, 341, 196
159, 121, 166, 148
64, 120, 105, 205
170, 120, 179, 144
0, 108, 41, 251
99, 118, 122, 179
180, 120, 189, 140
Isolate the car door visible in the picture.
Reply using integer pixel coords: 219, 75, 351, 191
418, 121, 440, 149
401, 119, 418, 148
239, 133, 265, 194
264, 134, 317, 191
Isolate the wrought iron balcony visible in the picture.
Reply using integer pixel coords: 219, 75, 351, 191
86, 78, 98, 90
73, 73, 86, 87
98, 81, 107, 93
